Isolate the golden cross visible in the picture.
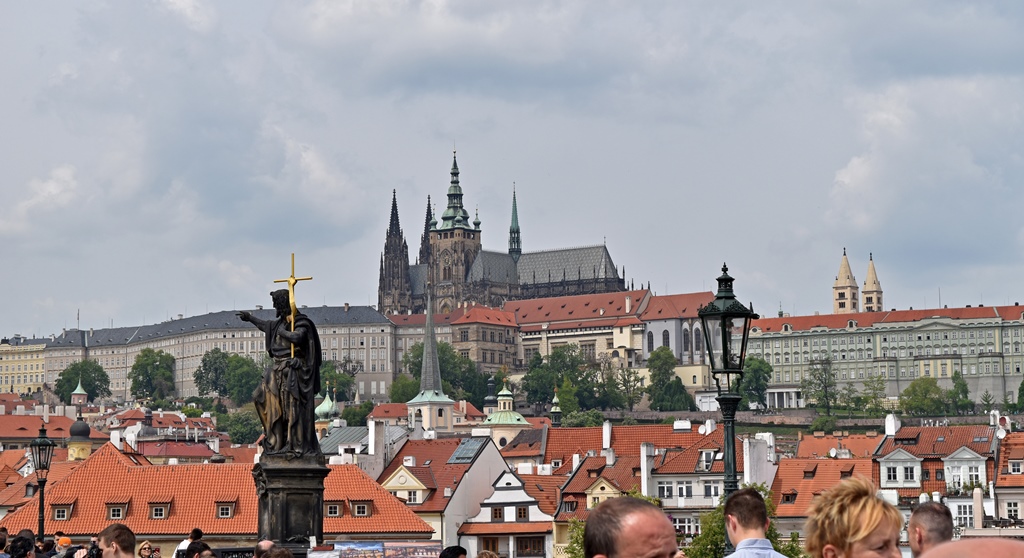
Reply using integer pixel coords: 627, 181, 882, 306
274, 253, 313, 357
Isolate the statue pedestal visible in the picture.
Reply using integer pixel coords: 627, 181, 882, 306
253, 454, 329, 546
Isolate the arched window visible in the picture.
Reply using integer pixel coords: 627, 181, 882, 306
694, 329, 703, 353
647, 332, 654, 352
437, 408, 444, 418
662, 330, 670, 348
682, 330, 691, 354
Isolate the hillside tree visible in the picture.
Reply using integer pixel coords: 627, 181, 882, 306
129, 348, 176, 401
55, 360, 112, 403
801, 357, 838, 416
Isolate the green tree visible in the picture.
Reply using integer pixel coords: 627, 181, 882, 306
129, 348, 176, 401
389, 374, 420, 403
342, 401, 374, 426
521, 352, 558, 410
947, 371, 971, 415
616, 367, 644, 411
800, 357, 837, 416
900, 377, 946, 416
980, 390, 995, 414
402, 341, 487, 407
194, 348, 230, 396
320, 357, 359, 402
648, 346, 696, 411
224, 355, 261, 406
561, 409, 605, 427
558, 377, 581, 415
810, 415, 838, 434
739, 357, 772, 411
1002, 391, 1014, 413
838, 383, 859, 418
862, 374, 888, 416
593, 361, 626, 410
55, 360, 112, 403
181, 406, 203, 418
221, 408, 262, 444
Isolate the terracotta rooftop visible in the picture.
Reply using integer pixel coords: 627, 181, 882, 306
538, 424, 705, 466
640, 292, 715, 321
654, 427, 745, 475
369, 403, 408, 419
0, 460, 81, 510
770, 458, 874, 518
996, 432, 1024, 488
379, 438, 489, 513
216, 445, 259, 464
450, 306, 518, 327
754, 304, 1024, 334
0, 443, 432, 538
458, 521, 552, 535
0, 416, 108, 442
519, 473, 566, 515
505, 290, 650, 330
138, 441, 215, 458
876, 425, 997, 458
796, 432, 884, 459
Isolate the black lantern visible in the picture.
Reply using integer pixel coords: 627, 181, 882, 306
697, 263, 757, 555
698, 263, 759, 394
30, 423, 56, 540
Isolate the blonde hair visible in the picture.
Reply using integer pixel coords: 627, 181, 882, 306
138, 541, 153, 558
475, 552, 499, 558
804, 477, 903, 558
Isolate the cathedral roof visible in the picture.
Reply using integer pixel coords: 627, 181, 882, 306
409, 264, 428, 295
517, 245, 620, 285
466, 251, 518, 283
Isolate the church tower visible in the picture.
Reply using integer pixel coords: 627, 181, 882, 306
406, 290, 455, 432
418, 196, 433, 266
833, 248, 859, 314
509, 187, 522, 262
862, 253, 883, 312
378, 190, 412, 315
428, 151, 482, 313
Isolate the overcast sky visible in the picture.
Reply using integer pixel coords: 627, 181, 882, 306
4, 1, 1024, 338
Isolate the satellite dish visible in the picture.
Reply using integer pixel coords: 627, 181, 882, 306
829, 448, 838, 458
698, 425, 707, 435
997, 428, 1007, 440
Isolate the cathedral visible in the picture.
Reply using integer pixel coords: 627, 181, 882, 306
833, 248, 884, 314
378, 152, 627, 315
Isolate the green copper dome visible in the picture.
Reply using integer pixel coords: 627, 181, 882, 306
315, 391, 335, 420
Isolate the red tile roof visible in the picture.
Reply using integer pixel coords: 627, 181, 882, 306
754, 305, 1024, 334
0, 460, 81, 509
770, 458, 874, 518
654, 427, 745, 474
519, 474, 566, 515
505, 290, 650, 332
538, 424, 705, 466
378, 439, 473, 512
640, 292, 715, 321
876, 425, 996, 458
216, 445, 258, 464
138, 441, 214, 458
796, 433, 884, 459
369, 403, 408, 419
561, 455, 642, 495
0, 443, 432, 538
0, 416, 108, 442
525, 417, 551, 429
450, 306, 518, 327
995, 432, 1024, 488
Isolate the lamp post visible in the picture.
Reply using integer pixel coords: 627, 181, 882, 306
30, 423, 56, 541
698, 264, 758, 555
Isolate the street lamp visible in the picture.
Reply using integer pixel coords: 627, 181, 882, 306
30, 423, 56, 541
698, 263, 758, 554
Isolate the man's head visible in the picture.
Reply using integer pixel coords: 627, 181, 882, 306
438, 546, 466, 558
97, 524, 135, 558
909, 501, 954, 558
271, 290, 290, 316
189, 530, 202, 543
57, 538, 72, 550
263, 548, 293, 558
253, 541, 275, 558
724, 487, 770, 543
583, 497, 677, 558
184, 542, 210, 558
10, 536, 36, 558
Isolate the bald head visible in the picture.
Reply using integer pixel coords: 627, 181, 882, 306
921, 538, 1024, 558
254, 541, 275, 558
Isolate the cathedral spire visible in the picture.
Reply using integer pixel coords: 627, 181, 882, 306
388, 189, 402, 236
438, 150, 473, 230
862, 252, 883, 312
419, 195, 433, 264
833, 248, 859, 314
509, 185, 522, 262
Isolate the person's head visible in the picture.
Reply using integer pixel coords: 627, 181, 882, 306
438, 546, 467, 558
10, 536, 36, 558
42, 542, 54, 554
271, 290, 290, 316
97, 524, 135, 558
189, 530, 202, 543
263, 547, 293, 558
198, 551, 215, 558
58, 538, 72, 551
919, 537, 1024, 557
724, 487, 770, 543
253, 541, 275, 558
804, 477, 903, 558
0, 532, 7, 554
583, 497, 677, 558
138, 541, 153, 558
185, 542, 210, 558
908, 501, 954, 558
475, 552, 499, 558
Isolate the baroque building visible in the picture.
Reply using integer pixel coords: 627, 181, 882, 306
378, 152, 626, 315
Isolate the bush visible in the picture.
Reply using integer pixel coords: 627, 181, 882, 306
809, 415, 838, 433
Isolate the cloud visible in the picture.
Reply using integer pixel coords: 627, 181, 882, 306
0, 165, 79, 236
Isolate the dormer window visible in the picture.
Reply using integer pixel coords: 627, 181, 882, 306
353, 502, 371, 517
150, 506, 167, 519
52, 507, 71, 521
325, 502, 342, 517
217, 504, 234, 518
1012, 461, 1022, 475
108, 506, 124, 520
782, 492, 797, 504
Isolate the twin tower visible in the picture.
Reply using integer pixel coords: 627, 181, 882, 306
833, 249, 883, 314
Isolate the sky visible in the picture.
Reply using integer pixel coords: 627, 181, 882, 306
3, 1, 1024, 338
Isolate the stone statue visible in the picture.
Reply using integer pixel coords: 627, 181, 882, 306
238, 288, 322, 457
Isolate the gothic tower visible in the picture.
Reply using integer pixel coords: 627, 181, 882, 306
509, 186, 522, 262
833, 248, 859, 314
418, 196, 433, 266
406, 290, 455, 432
428, 151, 482, 313
862, 253, 883, 312
378, 190, 412, 315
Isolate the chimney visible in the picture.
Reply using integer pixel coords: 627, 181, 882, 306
640, 442, 654, 496
625, 296, 631, 314
603, 447, 616, 466
602, 420, 612, 450
403, 455, 416, 467
572, 453, 581, 471
345, 303, 350, 312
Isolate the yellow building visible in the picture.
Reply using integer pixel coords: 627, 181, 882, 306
0, 335, 47, 395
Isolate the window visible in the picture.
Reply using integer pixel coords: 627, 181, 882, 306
108, 506, 123, 520
782, 493, 796, 504
407, 491, 418, 503
482, 539, 499, 553
1009, 502, 1020, 520
904, 467, 915, 481
922, 469, 930, 481
678, 481, 693, 498
956, 504, 974, 528
968, 465, 980, 483
658, 481, 674, 498
703, 481, 719, 497
492, 507, 504, 521
516, 537, 545, 557
218, 505, 233, 518
591, 497, 601, 508
936, 469, 945, 481
1012, 462, 1022, 475
647, 332, 654, 352
353, 503, 370, 517
53, 508, 69, 521
151, 506, 166, 519
887, 467, 898, 482
326, 504, 341, 517
662, 330, 670, 348
517, 506, 528, 520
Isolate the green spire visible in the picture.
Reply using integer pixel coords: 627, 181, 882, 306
437, 150, 474, 231
72, 378, 88, 396
509, 185, 521, 262
408, 289, 453, 404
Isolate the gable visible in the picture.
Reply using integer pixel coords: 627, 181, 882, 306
944, 447, 985, 461
879, 448, 921, 463
493, 471, 525, 490
381, 466, 428, 491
